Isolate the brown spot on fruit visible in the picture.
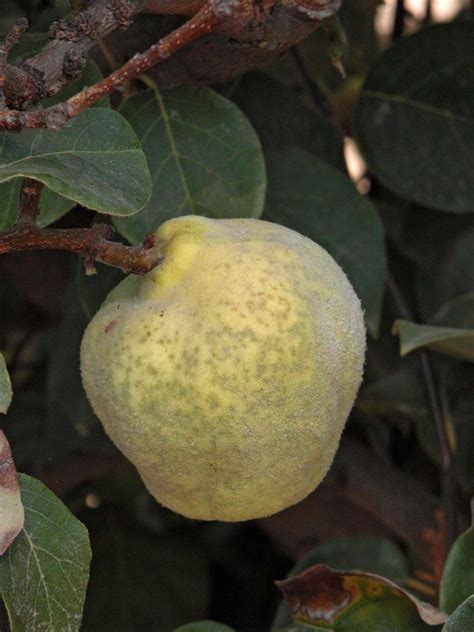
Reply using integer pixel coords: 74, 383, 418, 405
104, 320, 117, 333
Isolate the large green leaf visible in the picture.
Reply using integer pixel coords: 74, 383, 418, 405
264, 148, 386, 337
0, 352, 12, 414
355, 22, 474, 212
0, 108, 151, 216
392, 320, 474, 362
115, 81, 266, 243
443, 596, 474, 631
440, 525, 474, 615
0, 474, 91, 632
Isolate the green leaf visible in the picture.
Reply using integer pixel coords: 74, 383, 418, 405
440, 525, 474, 614
392, 319, 474, 362
115, 81, 266, 243
174, 622, 235, 632
233, 73, 345, 171
264, 148, 386, 337
0, 108, 151, 216
443, 596, 474, 631
276, 564, 446, 631
0, 352, 12, 414
272, 537, 409, 631
0, 474, 91, 632
355, 22, 474, 212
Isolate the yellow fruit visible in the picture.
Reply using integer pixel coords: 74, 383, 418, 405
80, 216, 365, 521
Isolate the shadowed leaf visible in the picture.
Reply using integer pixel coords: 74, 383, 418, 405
355, 22, 474, 212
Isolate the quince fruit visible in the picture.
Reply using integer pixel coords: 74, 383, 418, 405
80, 216, 365, 521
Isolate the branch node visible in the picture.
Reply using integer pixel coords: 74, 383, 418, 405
63, 49, 88, 81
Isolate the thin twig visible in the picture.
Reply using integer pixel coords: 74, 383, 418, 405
17, 178, 44, 225
0, 223, 162, 274
385, 274, 458, 550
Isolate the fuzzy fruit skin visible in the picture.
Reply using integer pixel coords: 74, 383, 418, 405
80, 216, 365, 521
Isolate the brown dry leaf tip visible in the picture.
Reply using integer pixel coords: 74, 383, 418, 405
0, 430, 24, 555
276, 564, 351, 623
276, 564, 448, 626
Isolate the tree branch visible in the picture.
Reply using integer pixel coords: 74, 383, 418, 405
0, 223, 162, 274
0, 1, 225, 131
3, 1, 147, 110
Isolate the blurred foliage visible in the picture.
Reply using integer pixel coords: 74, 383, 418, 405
0, 0, 473, 630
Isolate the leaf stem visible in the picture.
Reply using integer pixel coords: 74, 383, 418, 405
386, 274, 458, 551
